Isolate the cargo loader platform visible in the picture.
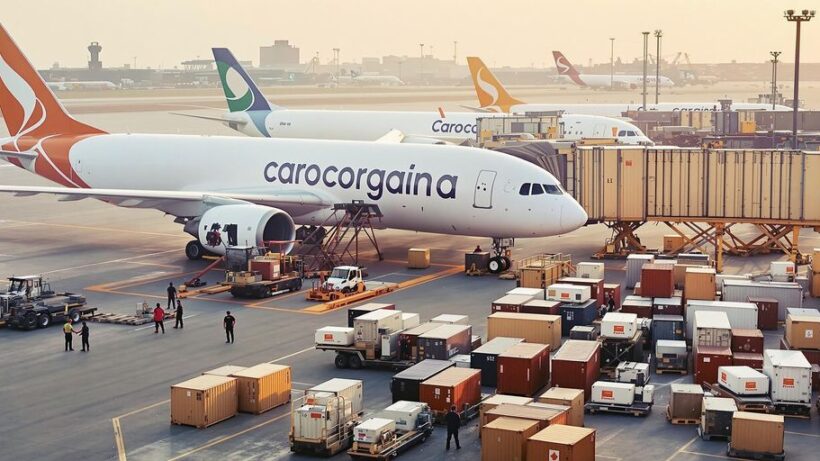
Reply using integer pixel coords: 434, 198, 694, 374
347, 422, 433, 460
316, 344, 417, 371
727, 446, 786, 461
704, 383, 774, 413
771, 401, 812, 419
584, 400, 652, 417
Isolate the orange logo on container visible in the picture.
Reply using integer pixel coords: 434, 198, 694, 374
310, 412, 322, 418
720, 372, 727, 382
614, 325, 624, 334
783, 378, 795, 388
324, 333, 333, 341
745, 381, 757, 390
601, 390, 614, 400
560, 292, 570, 299
625, 160, 633, 166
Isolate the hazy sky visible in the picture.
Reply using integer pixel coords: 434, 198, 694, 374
5, 1, 820, 69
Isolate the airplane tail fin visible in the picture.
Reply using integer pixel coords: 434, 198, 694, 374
0, 24, 104, 138
465, 56, 524, 112
212, 48, 275, 112
552, 51, 586, 86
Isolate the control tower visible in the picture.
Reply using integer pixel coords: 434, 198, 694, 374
88, 41, 102, 71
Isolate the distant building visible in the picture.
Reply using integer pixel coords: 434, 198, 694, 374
260, 40, 300, 68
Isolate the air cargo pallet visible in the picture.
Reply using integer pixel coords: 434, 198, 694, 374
704, 383, 774, 414
727, 446, 785, 461
666, 407, 698, 425
772, 402, 811, 419
698, 426, 730, 442
347, 422, 433, 460
89, 311, 175, 326
656, 367, 688, 375
585, 401, 652, 417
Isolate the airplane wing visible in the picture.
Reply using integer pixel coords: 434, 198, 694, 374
171, 112, 248, 125
375, 129, 451, 145
459, 105, 496, 113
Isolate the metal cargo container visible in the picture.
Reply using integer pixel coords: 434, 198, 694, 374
694, 311, 732, 349
701, 397, 737, 439
653, 297, 683, 316
307, 379, 364, 417
640, 264, 675, 298
546, 283, 591, 304
655, 340, 688, 368
722, 279, 802, 320
391, 359, 454, 403
380, 331, 402, 360
621, 297, 652, 318
526, 424, 596, 461
652, 315, 685, 344
506, 287, 545, 299
669, 383, 705, 420
785, 307, 820, 317
429, 314, 469, 325
694, 346, 733, 385
590, 381, 634, 405
770, 261, 795, 282
684, 267, 717, 301
418, 367, 481, 414
576, 262, 605, 279
747, 297, 779, 330
202, 365, 247, 377
479, 395, 533, 429
315, 326, 355, 346
685, 300, 758, 339
731, 329, 764, 353
481, 417, 540, 461
470, 337, 524, 388
483, 403, 568, 431
487, 312, 561, 350
449, 354, 471, 368
170, 375, 238, 428
231, 363, 291, 414
407, 248, 430, 269
603, 283, 622, 310
537, 387, 585, 427
625, 254, 654, 288
347, 303, 395, 327
520, 299, 561, 315
785, 314, 820, 350
353, 309, 403, 343
732, 353, 763, 369
560, 300, 597, 337
401, 313, 420, 330
601, 312, 638, 339
718, 366, 768, 396
551, 340, 601, 401
398, 322, 444, 361
497, 343, 551, 397
491, 294, 535, 313
353, 417, 395, 444
569, 325, 598, 341
557, 277, 604, 307
730, 412, 785, 456
763, 350, 812, 404
417, 324, 472, 360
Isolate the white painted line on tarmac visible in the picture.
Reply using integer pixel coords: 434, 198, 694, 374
268, 345, 315, 364
132, 314, 200, 331
42, 249, 179, 276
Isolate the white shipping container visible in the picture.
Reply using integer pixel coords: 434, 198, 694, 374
379, 401, 428, 433
449, 354, 472, 368
601, 312, 638, 338
293, 404, 336, 440
685, 300, 758, 339
715, 274, 750, 291
546, 283, 591, 303
401, 313, 420, 330
576, 262, 605, 279
694, 311, 732, 348
506, 287, 545, 299
626, 254, 654, 289
381, 331, 401, 359
354, 417, 396, 443
763, 350, 812, 404
655, 340, 687, 357
786, 308, 820, 317
653, 297, 682, 311
591, 381, 635, 406
315, 326, 355, 346
722, 279, 802, 320
354, 309, 403, 342
308, 379, 364, 416
718, 366, 769, 396
616, 362, 650, 384
770, 261, 795, 282
429, 314, 469, 325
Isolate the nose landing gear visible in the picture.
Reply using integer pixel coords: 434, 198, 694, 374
487, 237, 514, 274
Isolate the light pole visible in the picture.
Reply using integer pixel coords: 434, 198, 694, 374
332, 48, 340, 77
642, 31, 649, 110
419, 43, 424, 84
654, 30, 662, 104
609, 37, 614, 90
784, 9, 815, 148
770, 51, 781, 109
453, 41, 458, 63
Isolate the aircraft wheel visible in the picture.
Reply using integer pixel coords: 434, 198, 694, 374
487, 257, 504, 274
185, 240, 204, 260
500, 256, 511, 272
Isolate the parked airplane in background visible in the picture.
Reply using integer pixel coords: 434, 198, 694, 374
0, 25, 587, 272
331, 70, 404, 87
553, 51, 675, 89
178, 48, 651, 145
46, 80, 117, 91
467, 56, 793, 117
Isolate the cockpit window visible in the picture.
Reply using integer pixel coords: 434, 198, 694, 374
627, 131, 636, 136
519, 183, 531, 196
618, 130, 627, 137
544, 184, 562, 195
531, 183, 544, 195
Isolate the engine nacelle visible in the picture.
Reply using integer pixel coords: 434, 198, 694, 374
196, 204, 295, 255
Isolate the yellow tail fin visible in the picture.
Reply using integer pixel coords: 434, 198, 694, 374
466, 56, 525, 113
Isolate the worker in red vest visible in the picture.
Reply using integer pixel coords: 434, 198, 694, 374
153, 303, 165, 334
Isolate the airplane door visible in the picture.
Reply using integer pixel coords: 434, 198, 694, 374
594, 123, 605, 137
473, 170, 496, 209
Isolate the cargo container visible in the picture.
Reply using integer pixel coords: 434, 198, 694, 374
674, 264, 707, 289
478, 394, 533, 429
170, 375, 238, 428
419, 367, 481, 415
590, 381, 635, 406
694, 346, 733, 385
569, 325, 598, 341
786, 314, 820, 350
497, 343, 550, 397
520, 299, 561, 315
770, 261, 795, 282
747, 297, 779, 330
786, 307, 820, 317
546, 283, 591, 304
465, 252, 490, 273
717, 273, 750, 291
701, 397, 737, 439
537, 387, 585, 427
717, 366, 768, 396
663, 234, 685, 252
377, 401, 429, 434
732, 353, 763, 369
652, 315, 685, 344
722, 279, 802, 321
685, 300, 757, 339
487, 312, 561, 350
652, 297, 683, 316
626, 254, 654, 288
620, 297, 652, 318
480, 417, 540, 461
401, 313, 420, 330
398, 322, 444, 361
347, 303, 395, 328
202, 365, 246, 377
601, 312, 638, 339
507, 287, 545, 299
763, 350, 812, 404
407, 248, 430, 269
447, 354, 470, 368
694, 311, 732, 349
575, 262, 604, 280
551, 340, 601, 401
315, 326, 355, 346
353, 417, 395, 444
668, 383, 705, 421
731, 329, 764, 354
307, 379, 364, 417
560, 300, 597, 337
557, 277, 604, 307
685, 267, 717, 301
391, 359, 454, 403
640, 264, 675, 298
471, 337, 524, 388
417, 324, 472, 360
353, 309, 403, 343
603, 283, 622, 310
230, 363, 291, 414
492, 294, 535, 313
780, 336, 820, 366
429, 314, 469, 325
483, 403, 568, 430
655, 340, 688, 370
729, 412, 785, 457
526, 424, 595, 461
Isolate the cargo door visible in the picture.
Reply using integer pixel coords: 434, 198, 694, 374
593, 123, 606, 137
619, 148, 645, 221
473, 170, 496, 209
645, 149, 658, 217
801, 152, 818, 221
602, 148, 618, 220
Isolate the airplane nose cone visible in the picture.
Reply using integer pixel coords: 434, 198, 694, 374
560, 199, 588, 233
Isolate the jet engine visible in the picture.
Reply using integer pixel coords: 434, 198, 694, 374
192, 204, 296, 256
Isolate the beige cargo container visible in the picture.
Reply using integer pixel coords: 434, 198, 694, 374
231, 363, 291, 414
202, 365, 247, 377
526, 424, 596, 461
685, 267, 717, 301
785, 315, 820, 350
170, 375, 237, 428
487, 312, 561, 350
730, 412, 784, 455
536, 387, 585, 427
407, 248, 431, 269
478, 394, 534, 429
481, 417, 540, 461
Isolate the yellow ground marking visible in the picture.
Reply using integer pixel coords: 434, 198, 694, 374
165, 413, 290, 461
2, 219, 189, 238
662, 436, 698, 461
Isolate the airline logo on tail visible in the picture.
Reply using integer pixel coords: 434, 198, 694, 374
466, 57, 524, 113
212, 48, 272, 113
552, 51, 586, 86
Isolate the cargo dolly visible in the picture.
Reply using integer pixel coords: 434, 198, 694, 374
704, 383, 774, 413
771, 401, 811, 419
726, 445, 786, 461
584, 400, 652, 417
347, 420, 433, 460
431, 399, 484, 425
316, 344, 417, 371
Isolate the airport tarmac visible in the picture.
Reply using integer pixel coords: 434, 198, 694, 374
1, 88, 819, 461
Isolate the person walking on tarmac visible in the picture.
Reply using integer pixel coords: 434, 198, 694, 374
78, 321, 90, 351
223, 310, 236, 344
174, 300, 184, 329
153, 303, 165, 334
445, 405, 461, 450
63, 320, 74, 351
166, 282, 177, 310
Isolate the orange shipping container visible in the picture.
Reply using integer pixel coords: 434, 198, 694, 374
487, 312, 561, 351
684, 267, 717, 301
537, 387, 585, 427
231, 363, 292, 414
730, 412, 784, 455
170, 375, 237, 429
419, 367, 481, 415
483, 403, 568, 430
481, 417, 540, 461
526, 424, 596, 461
202, 365, 247, 377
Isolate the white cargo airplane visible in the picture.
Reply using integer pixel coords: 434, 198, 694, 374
333, 70, 405, 87
553, 51, 675, 89
46, 80, 118, 91
467, 57, 793, 117
177, 48, 651, 145
0, 25, 587, 273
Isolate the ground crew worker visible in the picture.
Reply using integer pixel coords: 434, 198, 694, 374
223, 310, 235, 344
166, 282, 177, 310
174, 300, 183, 329
153, 303, 165, 334
473, 245, 482, 253
78, 321, 90, 351
63, 320, 74, 351
607, 294, 616, 312
445, 405, 461, 450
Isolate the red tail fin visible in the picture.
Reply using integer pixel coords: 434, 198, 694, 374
552, 51, 586, 87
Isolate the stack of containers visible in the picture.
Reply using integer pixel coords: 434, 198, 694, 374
557, 277, 604, 307
536, 387, 585, 427
417, 324, 472, 360
487, 312, 561, 350
391, 359, 454, 402
478, 394, 533, 429
470, 337, 524, 388
684, 267, 717, 301
652, 297, 683, 316
481, 417, 540, 461
492, 294, 536, 313
640, 264, 675, 298
621, 296, 653, 318
626, 254, 654, 289
347, 303, 395, 327
526, 425, 596, 461
722, 279, 803, 321
496, 343, 551, 397
550, 340, 601, 401
685, 301, 758, 339
419, 367, 481, 418
520, 299, 562, 315
763, 350, 812, 414
747, 297, 779, 330
398, 322, 443, 361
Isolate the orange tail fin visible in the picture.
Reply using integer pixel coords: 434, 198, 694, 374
466, 56, 524, 113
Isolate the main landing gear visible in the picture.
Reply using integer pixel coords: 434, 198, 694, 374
487, 237, 514, 274
185, 240, 205, 260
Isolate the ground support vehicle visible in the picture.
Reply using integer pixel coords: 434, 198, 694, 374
307, 266, 366, 301
229, 272, 302, 298
316, 344, 416, 371
347, 411, 433, 460
584, 400, 652, 417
